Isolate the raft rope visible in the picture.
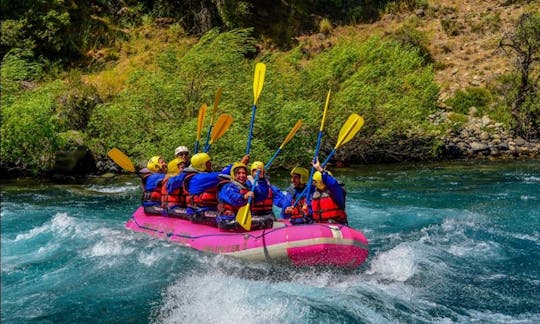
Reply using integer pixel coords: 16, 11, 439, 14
129, 215, 347, 241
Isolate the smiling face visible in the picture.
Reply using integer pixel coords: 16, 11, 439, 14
291, 174, 302, 188
176, 151, 190, 163
234, 167, 248, 184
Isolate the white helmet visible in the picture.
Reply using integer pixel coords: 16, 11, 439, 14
174, 146, 190, 156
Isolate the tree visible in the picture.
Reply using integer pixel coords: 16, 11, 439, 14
500, 12, 540, 139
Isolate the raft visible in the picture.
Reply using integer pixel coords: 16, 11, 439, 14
126, 207, 369, 268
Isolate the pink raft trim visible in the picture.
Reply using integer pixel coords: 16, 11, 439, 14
126, 207, 369, 268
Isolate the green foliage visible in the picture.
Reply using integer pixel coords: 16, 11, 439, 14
86, 28, 258, 165
319, 19, 333, 35
303, 36, 439, 141
1, 81, 65, 172
390, 19, 433, 63
444, 87, 492, 115
214, 1, 252, 29
498, 12, 540, 138
55, 72, 101, 132
0, 49, 43, 105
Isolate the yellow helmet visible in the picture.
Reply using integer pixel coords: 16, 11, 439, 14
313, 170, 333, 190
190, 153, 211, 171
250, 161, 264, 173
167, 157, 184, 175
230, 162, 248, 178
290, 166, 309, 184
147, 156, 165, 173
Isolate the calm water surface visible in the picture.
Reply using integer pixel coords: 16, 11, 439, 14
1, 160, 539, 323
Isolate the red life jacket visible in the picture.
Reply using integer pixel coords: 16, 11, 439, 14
251, 188, 273, 216
217, 180, 248, 215
183, 172, 218, 208
288, 187, 308, 220
161, 175, 187, 209
310, 190, 347, 223
142, 173, 165, 205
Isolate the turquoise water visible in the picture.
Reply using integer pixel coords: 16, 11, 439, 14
2, 161, 539, 323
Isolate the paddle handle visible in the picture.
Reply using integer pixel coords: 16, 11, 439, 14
247, 169, 261, 204
203, 126, 213, 152
265, 148, 281, 170
246, 104, 257, 155
321, 148, 337, 167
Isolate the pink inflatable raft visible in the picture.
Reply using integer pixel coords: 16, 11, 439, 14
126, 207, 369, 268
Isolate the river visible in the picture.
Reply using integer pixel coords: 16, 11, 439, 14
1, 160, 539, 323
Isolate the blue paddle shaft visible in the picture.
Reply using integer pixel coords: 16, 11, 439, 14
265, 148, 281, 170
247, 169, 261, 205
322, 149, 337, 167
203, 126, 213, 153
246, 104, 257, 155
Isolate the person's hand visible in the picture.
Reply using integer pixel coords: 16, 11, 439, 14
244, 191, 254, 199
301, 203, 309, 214
284, 207, 294, 214
311, 157, 323, 172
240, 154, 250, 165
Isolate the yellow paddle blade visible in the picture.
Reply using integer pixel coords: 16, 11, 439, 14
107, 148, 135, 173
335, 113, 365, 149
196, 103, 207, 141
280, 119, 303, 149
210, 114, 233, 144
320, 89, 331, 131
236, 204, 252, 231
253, 63, 266, 105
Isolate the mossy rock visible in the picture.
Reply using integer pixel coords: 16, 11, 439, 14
52, 130, 90, 172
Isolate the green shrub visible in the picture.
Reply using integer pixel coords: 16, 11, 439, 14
444, 87, 492, 114
303, 36, 439, 142
0, 49, 43, 105
1, 81, 65, 172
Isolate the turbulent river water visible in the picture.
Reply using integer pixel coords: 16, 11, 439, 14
1, 160, 539, 323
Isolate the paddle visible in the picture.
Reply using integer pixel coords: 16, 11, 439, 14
294, 113, 365, 205
303, 90, 332, 205
265, 119, 303, 170
203, 87, 222, 152
236, 168, 261, 231
203, 113, 233, 153
321, 113, 364, 166
194, 103, 207, 153
246, 62, 266, 155
107, 148, 136, 174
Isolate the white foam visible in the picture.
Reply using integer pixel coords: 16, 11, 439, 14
86, 240, 132, 257
14, 223, 49, 241
461, 309, 540, 323
153, 272, 295, 323
137, 250, 162, 266
84, 183, 139, 194
366, 243, 417, 282
523, 175, 540, 183
50, 212, 83, 237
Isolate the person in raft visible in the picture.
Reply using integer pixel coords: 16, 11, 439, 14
272, 166, 314, 225
182, 153, 249, 225
161, 157, 188, 218
247, 161, 276, 228
216, 162, 273, 230
310, 159, 348, 225
142, 156, 168, 215
174, 145, 190, 165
